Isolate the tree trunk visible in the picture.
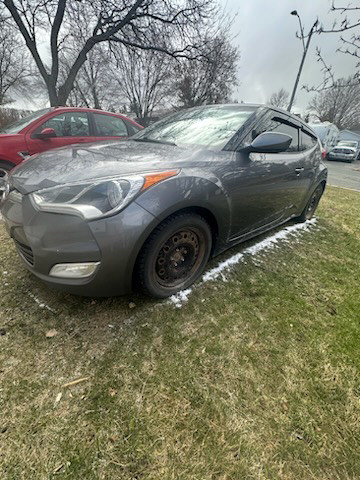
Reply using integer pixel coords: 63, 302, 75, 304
47, 80, 61, 106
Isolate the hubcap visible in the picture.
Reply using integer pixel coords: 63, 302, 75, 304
155, 228, 203, 288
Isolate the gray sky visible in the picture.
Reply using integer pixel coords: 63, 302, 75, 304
12, 0, 359, 112
223, 0, 359, 113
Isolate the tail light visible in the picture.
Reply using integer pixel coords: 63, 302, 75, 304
321, 147, 326, 160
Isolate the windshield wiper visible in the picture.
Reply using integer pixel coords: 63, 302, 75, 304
133, 137, 176, 146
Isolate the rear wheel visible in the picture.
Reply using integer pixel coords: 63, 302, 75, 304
298, 184, 324, 222
135, 213, 212, 298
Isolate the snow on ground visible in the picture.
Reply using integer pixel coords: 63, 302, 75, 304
169, 218, 318, 308
28, 291, 56, 313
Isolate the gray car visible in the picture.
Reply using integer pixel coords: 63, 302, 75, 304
0, 104, 327, 298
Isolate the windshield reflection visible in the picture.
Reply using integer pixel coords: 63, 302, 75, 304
133, 105, 256, 150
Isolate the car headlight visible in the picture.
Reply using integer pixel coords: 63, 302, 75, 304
30, 176, 144, 220
29, 170, 179, 220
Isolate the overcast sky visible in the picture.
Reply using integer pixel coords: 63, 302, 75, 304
223, 0, 359, 113
12, 0, 359, 112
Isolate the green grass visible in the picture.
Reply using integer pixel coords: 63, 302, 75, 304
0, 186, 359, 479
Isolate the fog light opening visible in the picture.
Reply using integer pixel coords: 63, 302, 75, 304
49, 262, 100, 279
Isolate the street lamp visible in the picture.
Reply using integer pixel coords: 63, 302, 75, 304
288, 11, 318, 112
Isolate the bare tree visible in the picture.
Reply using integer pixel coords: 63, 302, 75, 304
308, 76, 360, 129
268, 88, 289, 109
65, 45, 119, 111
172, 31, 239, 108
305, 1, 360, 91
110, 45, 171, 123
2, 0, 217, 106
0, 19, 31, 105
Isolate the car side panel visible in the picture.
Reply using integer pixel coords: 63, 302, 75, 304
0, 134, 28, 167
134, 172, 232, 254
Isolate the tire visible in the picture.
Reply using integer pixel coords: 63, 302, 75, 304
135, 213, 212, 298
297, 184, 324, 223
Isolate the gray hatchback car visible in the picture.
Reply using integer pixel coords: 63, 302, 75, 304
0, 104, 327, 298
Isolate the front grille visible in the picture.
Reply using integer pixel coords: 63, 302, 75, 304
14, 239, 34, 266
333, 149, 353, 155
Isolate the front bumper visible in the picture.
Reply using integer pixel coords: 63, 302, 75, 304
1, 191, 157, 296
328, 153, 355, 162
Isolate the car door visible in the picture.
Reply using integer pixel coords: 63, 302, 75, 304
26, 111, 92, 155
223, 112, 306, 239
92, 113, 129, 141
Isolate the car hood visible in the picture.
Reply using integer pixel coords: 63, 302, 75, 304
9, 140, 218, 194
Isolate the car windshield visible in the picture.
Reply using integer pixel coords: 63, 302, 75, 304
132, 105, 256, 149
0, 108, 51, 134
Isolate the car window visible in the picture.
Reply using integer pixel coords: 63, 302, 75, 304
268, 118, 299, 152
301, 130, 318, 151
94, 114, 128, 137
132, 105, 256, 149
244, 115, 299, 152
39, 112, 90, 137
126, 121, 141, 136
0, 108, 51, 134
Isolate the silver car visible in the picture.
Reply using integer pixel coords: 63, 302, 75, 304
328, 146, 357, 163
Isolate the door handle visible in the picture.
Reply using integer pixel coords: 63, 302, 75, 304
295, 167, 304, 175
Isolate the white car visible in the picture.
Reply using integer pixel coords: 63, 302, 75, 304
337, 141, 359, 160
328, 145, 357, 163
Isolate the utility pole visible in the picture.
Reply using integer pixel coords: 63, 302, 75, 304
288, 11, 318, 112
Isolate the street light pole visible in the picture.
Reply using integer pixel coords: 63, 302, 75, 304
288, 12, 318, 112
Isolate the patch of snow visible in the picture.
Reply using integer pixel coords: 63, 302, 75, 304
28, 292, 56, 313
169, 288, 192, 308
203, 218, 317, 282
169, 219, 318, 308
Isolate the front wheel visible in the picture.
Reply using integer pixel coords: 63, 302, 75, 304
135, 213, 212, 298
298, 184, 324, 223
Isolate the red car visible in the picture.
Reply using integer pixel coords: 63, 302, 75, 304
0, 107, 143, 171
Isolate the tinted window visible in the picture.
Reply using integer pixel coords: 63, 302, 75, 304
94, 114, 128, 136
39, 112, 90, 137
245, 115, 299, 152
301, 131, 317, 151
269, 118, 299, 152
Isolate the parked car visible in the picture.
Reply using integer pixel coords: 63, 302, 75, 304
336, 140, 360, 160
0, 107, 143, 171
0, 104, 327, 298
327, 145, 357, 163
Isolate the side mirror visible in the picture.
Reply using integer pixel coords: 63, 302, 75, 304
36, 127, 56, 139
250, 132, 292, 153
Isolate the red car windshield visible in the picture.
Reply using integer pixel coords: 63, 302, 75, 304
0, 108, 51, 134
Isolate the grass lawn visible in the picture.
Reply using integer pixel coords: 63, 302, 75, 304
0, 186, 359, 480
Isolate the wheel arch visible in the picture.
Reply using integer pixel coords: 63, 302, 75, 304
319, 179, 326, 191
131, 205, 220, 289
